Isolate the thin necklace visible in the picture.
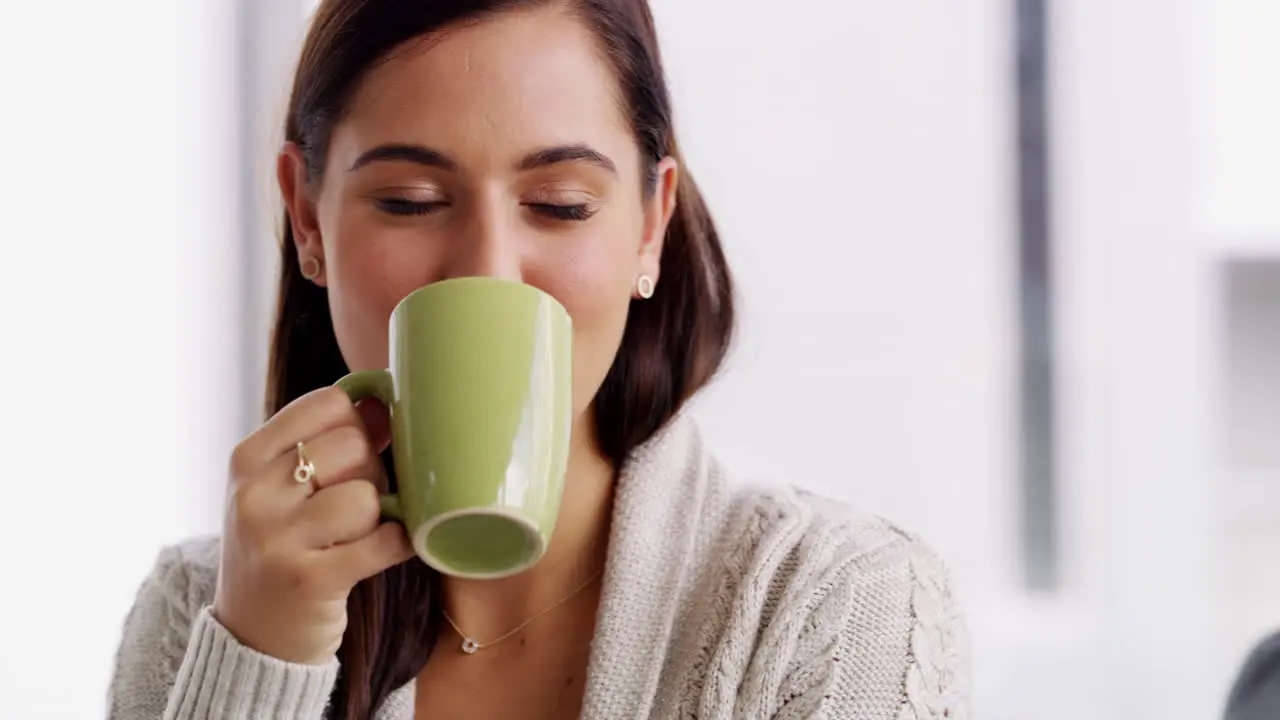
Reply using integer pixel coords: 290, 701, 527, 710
440, 568, 604, 655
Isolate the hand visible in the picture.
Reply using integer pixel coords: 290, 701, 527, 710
211, 387, 414, 665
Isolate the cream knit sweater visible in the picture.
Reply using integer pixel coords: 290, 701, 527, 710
108, 416, 971, 719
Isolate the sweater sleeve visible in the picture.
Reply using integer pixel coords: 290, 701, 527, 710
107, 543, 339, 720
885, 539, 971, 719
773, 533, 971, 720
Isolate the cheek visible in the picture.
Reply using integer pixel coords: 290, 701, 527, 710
321, 218, 443, 371
556, 274, 631, 417
527, 224, 640, 419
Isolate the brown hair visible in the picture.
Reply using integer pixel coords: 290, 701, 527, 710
265, 1, 734, 717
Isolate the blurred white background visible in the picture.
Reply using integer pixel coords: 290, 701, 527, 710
0, 0, 1276, 718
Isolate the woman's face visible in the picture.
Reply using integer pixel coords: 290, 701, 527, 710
280, 7, 678, 435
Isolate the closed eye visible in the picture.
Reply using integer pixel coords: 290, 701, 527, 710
527, 203, 596, 222
376, 198, 447, 216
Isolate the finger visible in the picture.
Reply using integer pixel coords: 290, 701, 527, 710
322, 522, 415, 589
293, 479, 383, 548
235, 387, 360, 468
354, 399, 392, 454
264, 424, 382, 494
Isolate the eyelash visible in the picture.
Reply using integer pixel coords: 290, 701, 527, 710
376, 199, 445, 216
375, 199, 596, 222
534, 203, 595, 222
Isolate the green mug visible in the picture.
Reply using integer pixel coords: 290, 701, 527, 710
335, 277, 573, 579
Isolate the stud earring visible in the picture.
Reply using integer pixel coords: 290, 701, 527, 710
300, 256, 322, 281
636, 274, 655, 299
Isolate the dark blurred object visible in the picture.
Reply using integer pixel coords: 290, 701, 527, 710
1226, 630, 1280, 720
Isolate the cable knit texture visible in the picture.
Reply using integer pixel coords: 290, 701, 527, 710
108, 415, 970, 719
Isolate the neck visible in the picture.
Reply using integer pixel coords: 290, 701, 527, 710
437, 413, 614, 642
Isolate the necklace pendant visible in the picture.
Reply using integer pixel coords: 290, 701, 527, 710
461, 638, 480, 655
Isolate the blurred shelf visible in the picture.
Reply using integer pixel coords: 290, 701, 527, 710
1210, 234, 1280, 261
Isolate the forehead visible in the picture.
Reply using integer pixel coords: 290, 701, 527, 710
335, 8, 633, 166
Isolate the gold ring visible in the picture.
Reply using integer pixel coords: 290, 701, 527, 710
293, 441, 316, 486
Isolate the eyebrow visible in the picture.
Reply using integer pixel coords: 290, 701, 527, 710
349, 144, 457, 172
348, 142, 617, 176
517, 143, 617, 175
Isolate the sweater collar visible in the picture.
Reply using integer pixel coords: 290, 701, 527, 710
378, 414, 716, 720
580, 413, 719, 719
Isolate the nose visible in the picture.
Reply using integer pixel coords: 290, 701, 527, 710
441, 208, 523, 283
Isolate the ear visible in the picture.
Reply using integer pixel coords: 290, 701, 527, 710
636, 156, 679, 297
277, 143, 328, 286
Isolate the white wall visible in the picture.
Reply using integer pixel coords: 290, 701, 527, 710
651, 1, 1021, 714
655, 0, 1018, 586
1204, 0, 1280, 698
1050, 1, 1222, 718
0, 2, 239, 717
1203, 1, 1280, 238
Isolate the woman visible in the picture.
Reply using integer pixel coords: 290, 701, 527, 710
108, 1, 970, 718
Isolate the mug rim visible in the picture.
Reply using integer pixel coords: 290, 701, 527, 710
391, 277, 570, 322
412, 507, 549, 580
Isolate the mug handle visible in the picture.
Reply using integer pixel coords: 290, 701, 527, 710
334, 369, 404, 522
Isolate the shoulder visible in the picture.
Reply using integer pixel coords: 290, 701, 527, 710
143, 536, 222, 612
722, 480, 952, 599
108, 536, 222, 717
1227, 629, 1280, 720
156, 536, 221, 581
713, 482, 971, 718
115, 536, 221, 658
730, 481, 915, 550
